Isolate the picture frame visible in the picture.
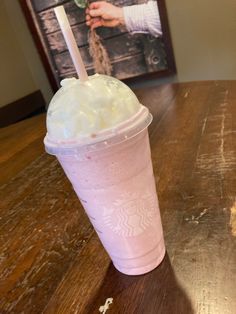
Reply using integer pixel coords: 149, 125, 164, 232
20, 0, 176, 92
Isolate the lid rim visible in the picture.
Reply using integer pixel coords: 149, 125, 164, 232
44, 106, 152, 156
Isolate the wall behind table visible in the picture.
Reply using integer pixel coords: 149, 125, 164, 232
166, 0, 236, 82
0, 0, 52, 108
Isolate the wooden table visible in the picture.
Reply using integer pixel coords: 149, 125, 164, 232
0, 81, 236, 313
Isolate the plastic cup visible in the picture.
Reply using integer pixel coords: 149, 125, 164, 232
44, 106, 165, 275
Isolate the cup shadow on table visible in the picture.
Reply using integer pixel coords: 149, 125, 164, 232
86, 253, 194, 314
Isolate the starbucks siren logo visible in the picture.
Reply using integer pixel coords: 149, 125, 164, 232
103, 192, 157, 237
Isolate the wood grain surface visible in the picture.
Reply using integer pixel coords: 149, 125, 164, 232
0, 81, 236, 313
55, 54, 152, 82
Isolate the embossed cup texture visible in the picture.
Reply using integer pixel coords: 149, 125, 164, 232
57, 129, 165, 275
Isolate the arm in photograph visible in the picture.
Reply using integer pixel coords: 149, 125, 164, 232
86, 1, 162, 37
123, 1, 162, 37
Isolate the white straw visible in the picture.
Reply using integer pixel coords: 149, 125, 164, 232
54, 6, 88, 81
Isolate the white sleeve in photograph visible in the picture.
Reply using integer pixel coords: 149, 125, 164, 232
123, 1, 162, 37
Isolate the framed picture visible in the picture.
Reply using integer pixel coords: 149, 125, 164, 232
20, 0, 176, 91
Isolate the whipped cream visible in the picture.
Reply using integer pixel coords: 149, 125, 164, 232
46, 74, 141, 141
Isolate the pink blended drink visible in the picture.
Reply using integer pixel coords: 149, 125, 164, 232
44, 74, 165, 275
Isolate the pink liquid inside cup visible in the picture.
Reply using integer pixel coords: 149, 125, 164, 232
57, 128, 165, 275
